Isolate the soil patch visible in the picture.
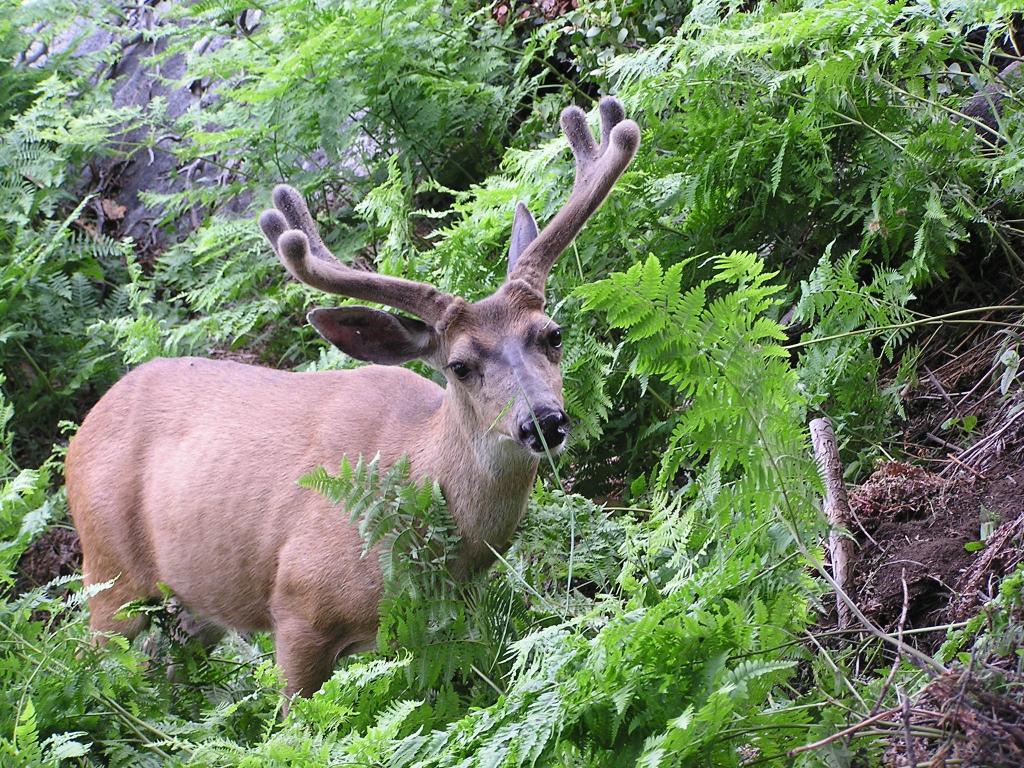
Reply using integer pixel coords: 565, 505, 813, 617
847, 448, 1023, 641
850, 462, 979, 632
14, 525, 82, 595
842, 313, 1024, 643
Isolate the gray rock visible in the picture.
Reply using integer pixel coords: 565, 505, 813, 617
27, 2, 250, 259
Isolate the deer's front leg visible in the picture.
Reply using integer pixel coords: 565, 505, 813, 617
273, 614, 342, 701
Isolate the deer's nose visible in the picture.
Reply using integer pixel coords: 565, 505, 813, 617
519, 408, 570, 452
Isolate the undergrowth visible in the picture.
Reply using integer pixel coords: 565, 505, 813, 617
2, 0, 1023, 765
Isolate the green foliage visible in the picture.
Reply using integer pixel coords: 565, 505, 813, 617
0, 73, 139, 464
2, 0, 1023, 765
169, 0, 540, 193
580, 252, 798, 484
0, 378, 57, 585
794, 247, 921, 470
549, 0, 691, 75
301, 456, 489, 693
0, 1, 45, 128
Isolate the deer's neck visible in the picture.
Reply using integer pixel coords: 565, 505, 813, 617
408, 394, 539, 579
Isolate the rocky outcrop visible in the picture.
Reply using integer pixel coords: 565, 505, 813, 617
22, 2, 254, 259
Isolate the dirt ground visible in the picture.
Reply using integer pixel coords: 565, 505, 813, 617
13, 524, 81, 596
844, 324, 1024, 641
849, 459, 1023, 635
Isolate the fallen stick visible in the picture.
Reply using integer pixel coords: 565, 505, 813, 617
810, 417, 856, 629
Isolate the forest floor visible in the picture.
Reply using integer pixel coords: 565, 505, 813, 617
848, 317, 1023, 639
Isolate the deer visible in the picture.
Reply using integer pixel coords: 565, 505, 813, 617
65, 96, 639, 700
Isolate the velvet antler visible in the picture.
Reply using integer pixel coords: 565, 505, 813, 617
259, 185, 455, 326
507, 96, 640, 293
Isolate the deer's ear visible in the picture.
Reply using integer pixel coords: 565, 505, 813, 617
308, 307, 437, 365
507, 202, 538, 277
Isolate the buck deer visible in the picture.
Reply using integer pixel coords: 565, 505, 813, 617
66, 97, 639, 699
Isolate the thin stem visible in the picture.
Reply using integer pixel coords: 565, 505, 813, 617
879, 75, 1005, 149
786, 305, 1024, 349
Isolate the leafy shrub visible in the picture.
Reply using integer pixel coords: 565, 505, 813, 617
2, 0, 1023, 765
0, 72, 139, 464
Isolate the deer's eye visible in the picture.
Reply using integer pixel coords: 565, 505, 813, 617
448, 361, 471, 380
547, 328, 562, 349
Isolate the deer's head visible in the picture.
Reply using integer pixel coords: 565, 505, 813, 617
259, 97, 639, 457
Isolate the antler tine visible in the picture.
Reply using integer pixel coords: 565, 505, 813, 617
508, 96, 640, 292
259, 185, 455, 326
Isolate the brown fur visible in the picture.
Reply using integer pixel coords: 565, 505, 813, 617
67, 97, 638, 700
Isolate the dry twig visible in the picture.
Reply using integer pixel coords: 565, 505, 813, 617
810, 417, 857, 629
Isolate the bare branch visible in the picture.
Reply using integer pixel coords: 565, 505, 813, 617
810, 416, 857, 630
